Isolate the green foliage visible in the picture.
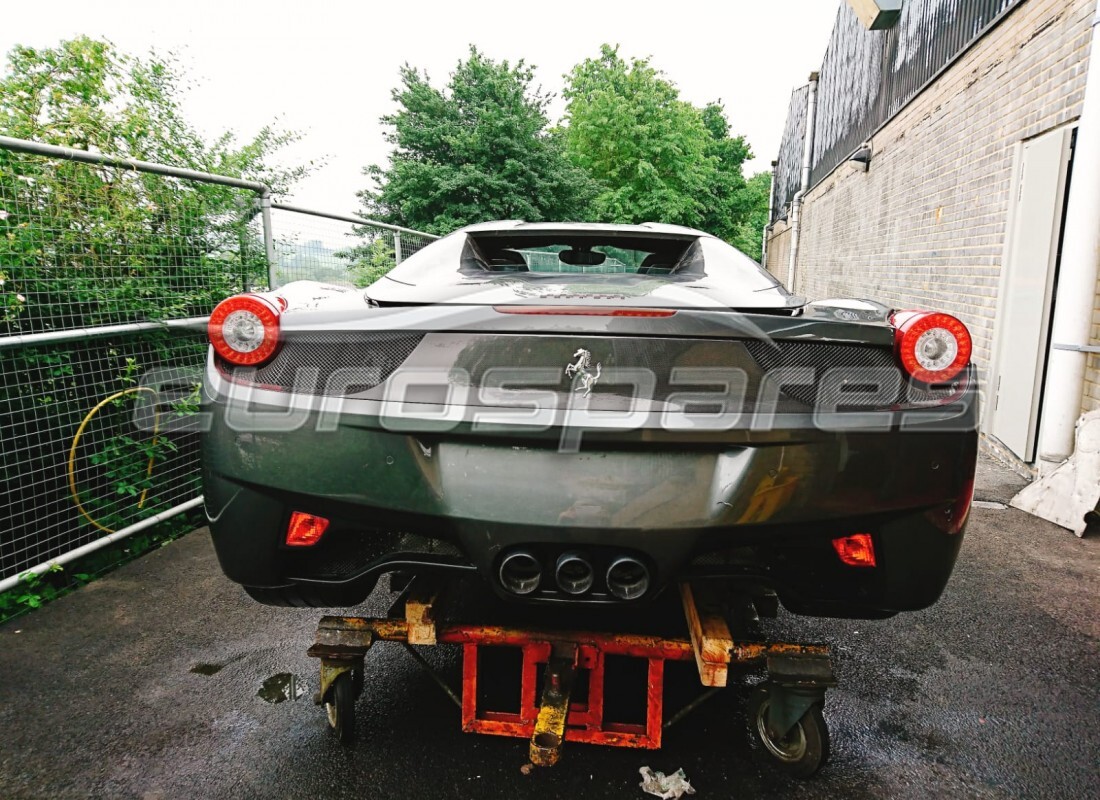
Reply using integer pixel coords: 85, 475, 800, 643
726, 171, 773, 262
0, 36, 306, 189
0, 37, 308, 335
8, 565, 64, 611
0, 510, 199, 624
561, 45, 715, 228
698, 103, 751, 243
360, 43, 772, 261
338, 237, 398, 288
0, 37, 305, 601
359, 47, 596, 235
560, 45, 769, 259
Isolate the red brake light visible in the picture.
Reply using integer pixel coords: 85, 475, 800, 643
494, 306, 677, 318
832, 533, 876, 567
892, 310, 972, 384
286, 512, 329, 547
208, 294, 281, 366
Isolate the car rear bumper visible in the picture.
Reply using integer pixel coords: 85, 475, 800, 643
201, 373, 978, 618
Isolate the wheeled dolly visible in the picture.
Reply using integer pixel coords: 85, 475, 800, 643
307, 579, 837, 776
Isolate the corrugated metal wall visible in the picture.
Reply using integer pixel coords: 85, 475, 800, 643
773, 0, 1025, 221
771, 85, 810, 223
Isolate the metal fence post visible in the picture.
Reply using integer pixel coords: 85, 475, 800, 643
393, 230, 403, 266
261, 193, 276, 289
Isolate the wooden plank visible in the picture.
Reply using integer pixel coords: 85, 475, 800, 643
679, 582, 733, 688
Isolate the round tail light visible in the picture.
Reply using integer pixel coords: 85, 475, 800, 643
208, 294, 282, 366
892, 310, 972, 384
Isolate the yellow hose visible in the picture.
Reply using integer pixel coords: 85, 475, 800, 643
67, 387, 161, 534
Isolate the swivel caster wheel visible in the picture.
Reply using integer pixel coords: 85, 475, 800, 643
747, 684, 829, 778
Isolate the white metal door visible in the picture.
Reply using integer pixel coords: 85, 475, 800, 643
988, 127, 1074, 461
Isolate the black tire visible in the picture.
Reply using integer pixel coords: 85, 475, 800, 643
747, 685, 830, 778
325, 672, 356, 745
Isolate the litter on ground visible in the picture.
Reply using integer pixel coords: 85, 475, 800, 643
639, 766, 696, 799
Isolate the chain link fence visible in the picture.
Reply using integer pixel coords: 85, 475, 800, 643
269, 203, 437, 287
0, 136, 435, 590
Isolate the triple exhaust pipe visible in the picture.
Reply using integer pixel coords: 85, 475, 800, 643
498, 550, 650, 600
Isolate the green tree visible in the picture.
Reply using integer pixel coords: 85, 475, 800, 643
561, 45, 715, 228
699, 103, 773, 260
727, 170, 773, 262
0, 37, 309, 331
561, 45, 769, 259
0, 37, 305, 192
359, 47, 595, 235
339, 236, 397, 288
699, 102, 750, 240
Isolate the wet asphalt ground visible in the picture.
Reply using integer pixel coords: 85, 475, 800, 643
1, 454, 1098, 800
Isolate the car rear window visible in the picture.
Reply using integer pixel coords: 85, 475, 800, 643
465, 232, 696, 275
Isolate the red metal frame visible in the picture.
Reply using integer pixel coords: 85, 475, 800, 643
310, 613, 829, 755
443, 626, 695, 749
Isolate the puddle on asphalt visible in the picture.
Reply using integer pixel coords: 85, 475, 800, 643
190, 663, 224, 676
257, 672, 306, 703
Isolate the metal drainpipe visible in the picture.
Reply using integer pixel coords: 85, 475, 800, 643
1037, 4, 1100, 464
788, 72, 819, 290
762, 160, 778, 267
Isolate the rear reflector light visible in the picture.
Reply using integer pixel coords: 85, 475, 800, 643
286, 512, 330, 547
208, 294, 282, 366
494, 306, 677, 317
832, 533, 876, 567
891, 310, 972, 385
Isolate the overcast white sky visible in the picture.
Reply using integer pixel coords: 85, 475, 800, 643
2, 0, 839, 216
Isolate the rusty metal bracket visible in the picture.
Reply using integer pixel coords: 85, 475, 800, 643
529, 644, 578, 767
405, 575, 444, 645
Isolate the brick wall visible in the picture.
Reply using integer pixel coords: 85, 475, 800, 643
764, 221, 792, 282
790, 0, 1099, 416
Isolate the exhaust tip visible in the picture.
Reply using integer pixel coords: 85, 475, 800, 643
606, 557, 650, 600
499, 551, 541, 595
555, 552, 595, 595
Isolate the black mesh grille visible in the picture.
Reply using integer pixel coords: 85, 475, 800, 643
743, 340, 958, 408
222, 331, 425, 395
744, 340, 898, 408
